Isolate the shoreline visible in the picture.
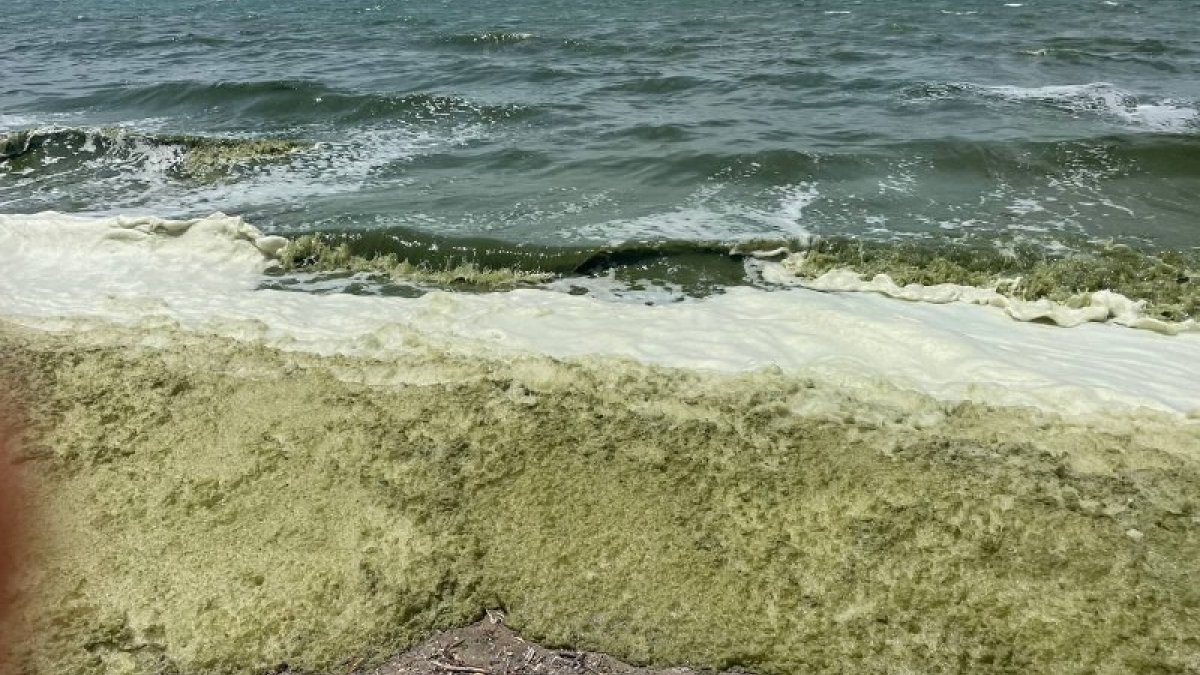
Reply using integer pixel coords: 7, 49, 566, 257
6, 212, 1200, 418
6, 3, 1200, 672
3, 321, 1199, 674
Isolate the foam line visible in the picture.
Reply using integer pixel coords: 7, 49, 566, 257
3, 212, 1199, 415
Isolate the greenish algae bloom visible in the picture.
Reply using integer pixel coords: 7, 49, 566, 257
2, 325, 1199, 675
278, 234, 555, 290
787, 237, 1200, 323
169, 136, 305, 179
0, 128, 307, 182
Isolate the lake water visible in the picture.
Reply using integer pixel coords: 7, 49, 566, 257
4, 0, 1198, 262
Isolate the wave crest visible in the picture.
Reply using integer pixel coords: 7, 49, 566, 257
437, 31, 537, 47
908, 82, 1198, 133
52, 80, 532, 126
0, 127, 307, 180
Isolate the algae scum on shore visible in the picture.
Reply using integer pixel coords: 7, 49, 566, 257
269, 226, 1200, 327
2, 324, 1199, 675
785, 236, 1200, 324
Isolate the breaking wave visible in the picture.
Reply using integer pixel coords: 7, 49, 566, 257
0, 127, 307, 179
909, 82, 1199, 133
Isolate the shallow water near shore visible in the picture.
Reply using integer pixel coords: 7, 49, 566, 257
4, 0, 1200, 252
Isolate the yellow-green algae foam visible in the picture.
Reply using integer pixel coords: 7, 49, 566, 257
277, 234, 555, 290
273, 232, 771, 295
0, 127, 307, 181
2, 323, 1200, 675
774, 236, 1200, 330
272, 226, 1200, 330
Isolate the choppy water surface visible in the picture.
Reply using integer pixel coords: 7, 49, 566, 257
3, 0, 1198, 253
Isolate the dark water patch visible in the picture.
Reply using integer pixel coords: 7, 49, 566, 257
828, 48, 882, 64
966, 134, 1200, 179
185, 34, 231, 47
125, 33, 233, 49
1017, 42, 1183, 72
1036, 36, 1193, 57
522, 66, 592, 84
594, 75, 717, 96
850, 134, 1197, 178
400, 147, 557, 173
600, 123, 696, 143
528, 35, 702, 60
740, 70, 839, 89
638, 148, 828, 186
431, 134, 1200, 193
555, 37, 636, 57
474, 148, 557, 172
275, 227, 796, 295
41, 81, 533, 126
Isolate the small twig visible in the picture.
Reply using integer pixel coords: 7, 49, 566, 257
430, 661, 491, 674
341, 656, 365, 675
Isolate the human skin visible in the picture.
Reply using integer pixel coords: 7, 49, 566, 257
0, 414, 23, 674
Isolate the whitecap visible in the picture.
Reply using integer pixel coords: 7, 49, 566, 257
969, 82, 1198, 132
568, 183, 818, 245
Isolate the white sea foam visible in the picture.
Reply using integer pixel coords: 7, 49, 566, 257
1006, 198, 1046, 215
168, 124, 484, 210
0, 114, 36, 133
2, 123, 484, 216
3, 212, 1200, 416
972, 82, 1198, 132
570, 183, 817, 244
765, 263, 1197, 335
